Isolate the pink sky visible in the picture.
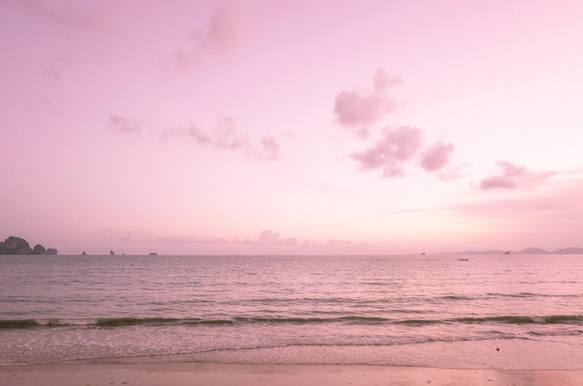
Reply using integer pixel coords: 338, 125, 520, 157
1, 0, 582, 255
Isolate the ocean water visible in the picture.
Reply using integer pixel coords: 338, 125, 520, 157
1, 254, 583, 369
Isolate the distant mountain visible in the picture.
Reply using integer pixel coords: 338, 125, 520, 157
516, 247, 549, 254
450, 249, 506, 255
515, 247, 583, 254
449, 247, 583, 255
552, 247, 583, 254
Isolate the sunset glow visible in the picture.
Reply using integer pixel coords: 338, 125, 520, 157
1, 0, 582, 254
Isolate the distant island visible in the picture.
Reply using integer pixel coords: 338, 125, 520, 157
2, 234, 582, 256
450, 247, 583, 255
0, 236, 57, 255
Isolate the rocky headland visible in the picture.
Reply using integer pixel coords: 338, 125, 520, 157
0, 236, 58, 255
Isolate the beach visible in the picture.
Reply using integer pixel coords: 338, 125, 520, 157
2, 363, 583, 386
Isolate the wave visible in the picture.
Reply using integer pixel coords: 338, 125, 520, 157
0, 318, 235, 329
485, 292, 582, 299
528, 329, 583, 337
2, 314, 582, 330
438, 295, 473, 300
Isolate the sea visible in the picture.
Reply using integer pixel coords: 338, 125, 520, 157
1, 254, 583, 370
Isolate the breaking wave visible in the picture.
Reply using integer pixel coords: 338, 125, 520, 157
2, 314, 582, 329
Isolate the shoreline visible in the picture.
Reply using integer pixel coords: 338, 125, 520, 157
2, 363, 583, 386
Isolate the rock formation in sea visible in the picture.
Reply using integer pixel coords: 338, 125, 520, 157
0, 236, 58, 255
0, 236, 32, 255
32, 244, 46, 255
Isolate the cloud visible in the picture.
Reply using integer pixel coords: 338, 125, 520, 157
199, 1, 247, 56
257, 230, 280, 244
435, 163, 469, 182
453, 195, 568, 217
158, 235, 232, 245
163, 116, 280, 161
420, 141, 455, 172
372, 67, 401, 94
154, 230, 297, 248
171, 1, 247, 71
4, 0, 115, 35
257, 136, 280, 161
451, 179, 583, 230
479, 161, 556, 190
174, 116, 248, 150
108, 114, 141, 134
350, 126, 423, 177
102, 228, 413, 255
42, 68, 63, 84
326, 239, 352, 245
334, 69, 457, 180
333, 68, 400, 138
257, 230, 298, 246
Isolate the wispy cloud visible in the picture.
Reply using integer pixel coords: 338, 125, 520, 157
258, 230, 298, 246
107, 112, 280, 161
333, 68, 401, 138
4, 0, 116, 35
156, 230, 300, 248
258, 136, 280, 161
170, 1, 248, 71
451, 178, 583, 232
100, 227, 413, 255
158, 235, 233, 245
163, 116, 280, 161
42, 68, 63, 84
160, 230, 397, 254
453, 195, 569, 217
166, 116, 248, 150
108, 114, 141, 134
479, 161, 556, 190
435, 163, 469, 182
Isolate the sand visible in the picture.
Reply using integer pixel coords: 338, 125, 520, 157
2, 363, 583, 386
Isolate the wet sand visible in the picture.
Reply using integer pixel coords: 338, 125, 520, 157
2, 363, 583, 386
